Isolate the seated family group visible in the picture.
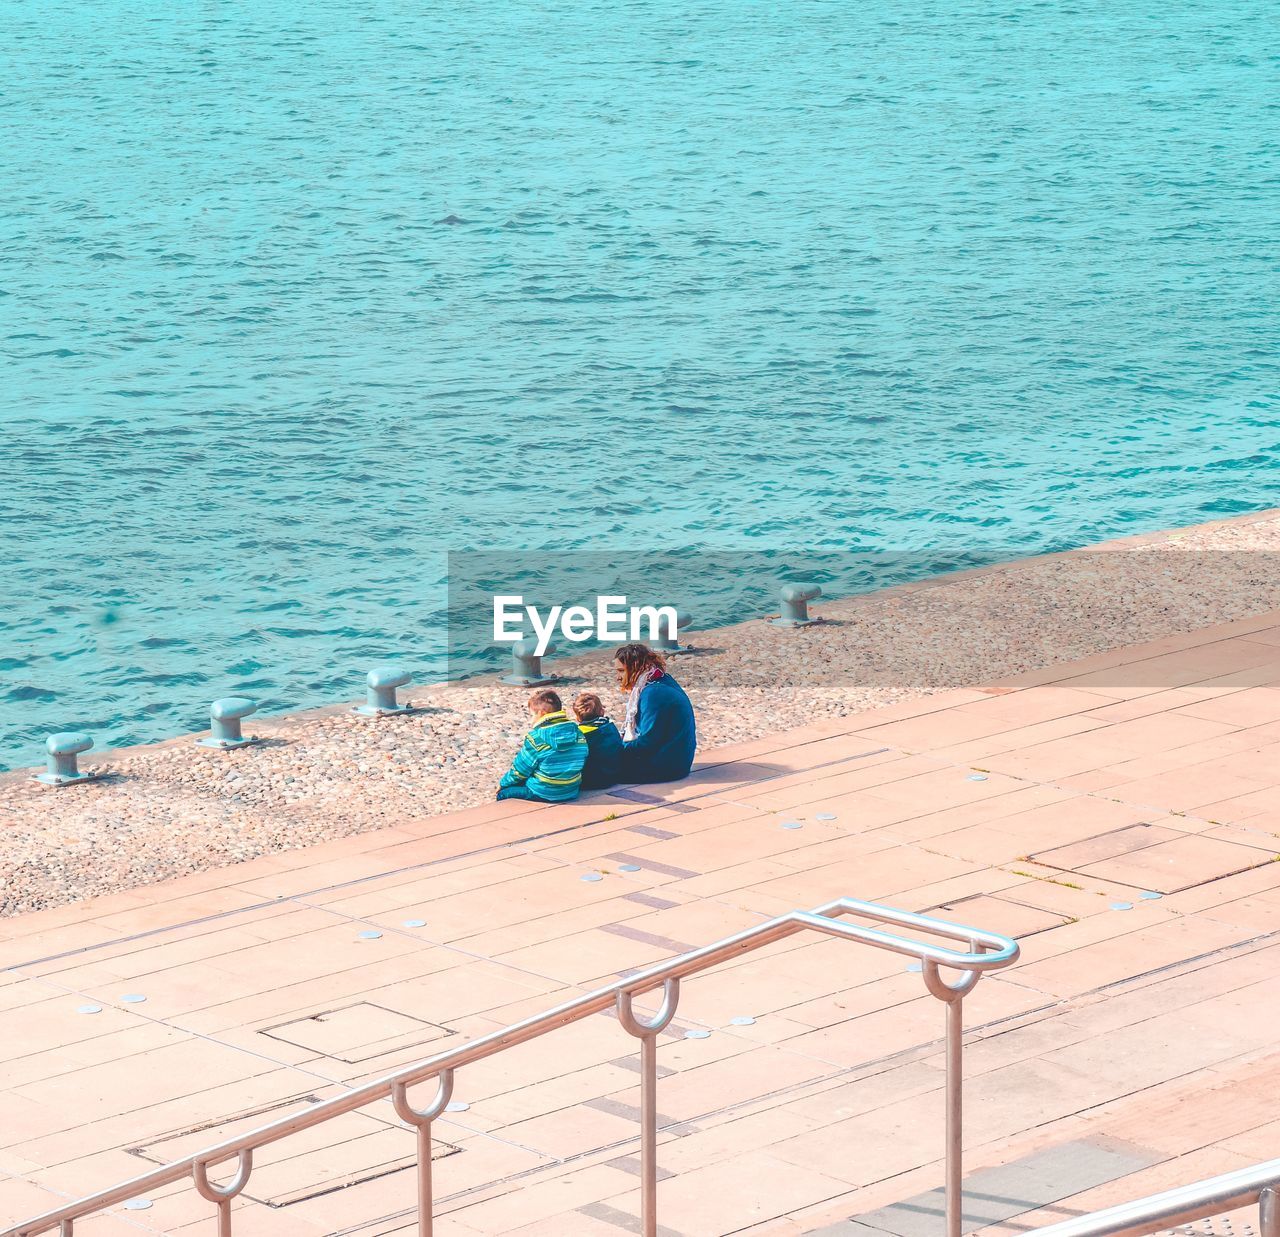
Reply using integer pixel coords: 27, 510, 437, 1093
496, 642, 696, 803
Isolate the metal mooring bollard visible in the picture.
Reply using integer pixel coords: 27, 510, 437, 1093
771, 583, 823, 627
34, 732, 102, 786
353, 665, 414, 717
502, 639, 558, 687
198, 697, 259, 749
653, 608, 694, 655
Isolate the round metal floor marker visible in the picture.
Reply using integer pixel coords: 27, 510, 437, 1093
815, 812, 836, 821
730, 1015, 756, 1026
1111, 902, 1133, 911
358, 930, 383, 940
121, 994, 146, 1004
581, 873, 604, 882
402, 919, 427, 928
781, 821, 803, 830
619, 863, 641, 872
968, 773, 988, 781
906, 962, 923, 973
78, 1004, 103, 1015
446, 1100, 469, 1112
123, 1199, 152, 1211
684, 1029, 711, 1039
1140, 890, 1162, 900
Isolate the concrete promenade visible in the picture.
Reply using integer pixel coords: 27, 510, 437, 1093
6, 508, 1280, 917
5, 610, 1280, 1234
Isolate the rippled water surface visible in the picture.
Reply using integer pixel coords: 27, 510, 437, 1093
1, 3, 1277, 768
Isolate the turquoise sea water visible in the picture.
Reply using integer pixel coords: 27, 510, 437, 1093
1, 3, 1277, 770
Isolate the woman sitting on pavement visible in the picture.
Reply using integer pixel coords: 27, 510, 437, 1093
613, 642, 697, 784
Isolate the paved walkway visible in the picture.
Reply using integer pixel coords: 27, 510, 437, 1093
5, 611, 1280, 1236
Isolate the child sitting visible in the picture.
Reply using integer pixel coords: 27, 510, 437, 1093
571, 692, 623, 791
496, 689, 588, 803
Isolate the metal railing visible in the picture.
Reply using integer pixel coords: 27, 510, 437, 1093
4, 896, 1019, 1237
1033, 1159, 1280, 1237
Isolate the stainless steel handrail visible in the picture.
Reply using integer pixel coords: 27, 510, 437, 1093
5, 895, 1019, 1237
1031, 1159, 1280, 1237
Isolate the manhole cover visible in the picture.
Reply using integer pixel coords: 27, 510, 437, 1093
924, 893, 1072, 939
1030, 823, 1182, 871
1026, 826, 1276, 894
131, 1094, 460, 1207
260, 1002, 455, 1064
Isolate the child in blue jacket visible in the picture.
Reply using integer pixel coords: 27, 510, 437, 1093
497, 689, 588, 803
571, 692, 623, 790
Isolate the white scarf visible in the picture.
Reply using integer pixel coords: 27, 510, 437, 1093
623, 666, 659, 741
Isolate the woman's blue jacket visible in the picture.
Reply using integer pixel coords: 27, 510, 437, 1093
621, 674, 696, 783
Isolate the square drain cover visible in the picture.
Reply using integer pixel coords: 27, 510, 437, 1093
924, 893, 1071, 939
131, 1093, 460, 1207
261, 1002, 455, 1063
1032, 823, 1181, 871
1074, 833, 1277, 894
1028, 827, 1276, 894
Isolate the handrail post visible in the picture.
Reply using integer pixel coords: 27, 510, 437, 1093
192, 1149, 253, 1237
392, 1069, 454, 1237
922, 954, 982, 1237
945, 996, 963, 1237
617, 979, 681, 1237
414, 1125, 432, 1233
640, 1033, 660, 1230
1261, 1186, 1279, 1237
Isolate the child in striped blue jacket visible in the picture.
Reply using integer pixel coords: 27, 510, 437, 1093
496, 689, 588, 803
